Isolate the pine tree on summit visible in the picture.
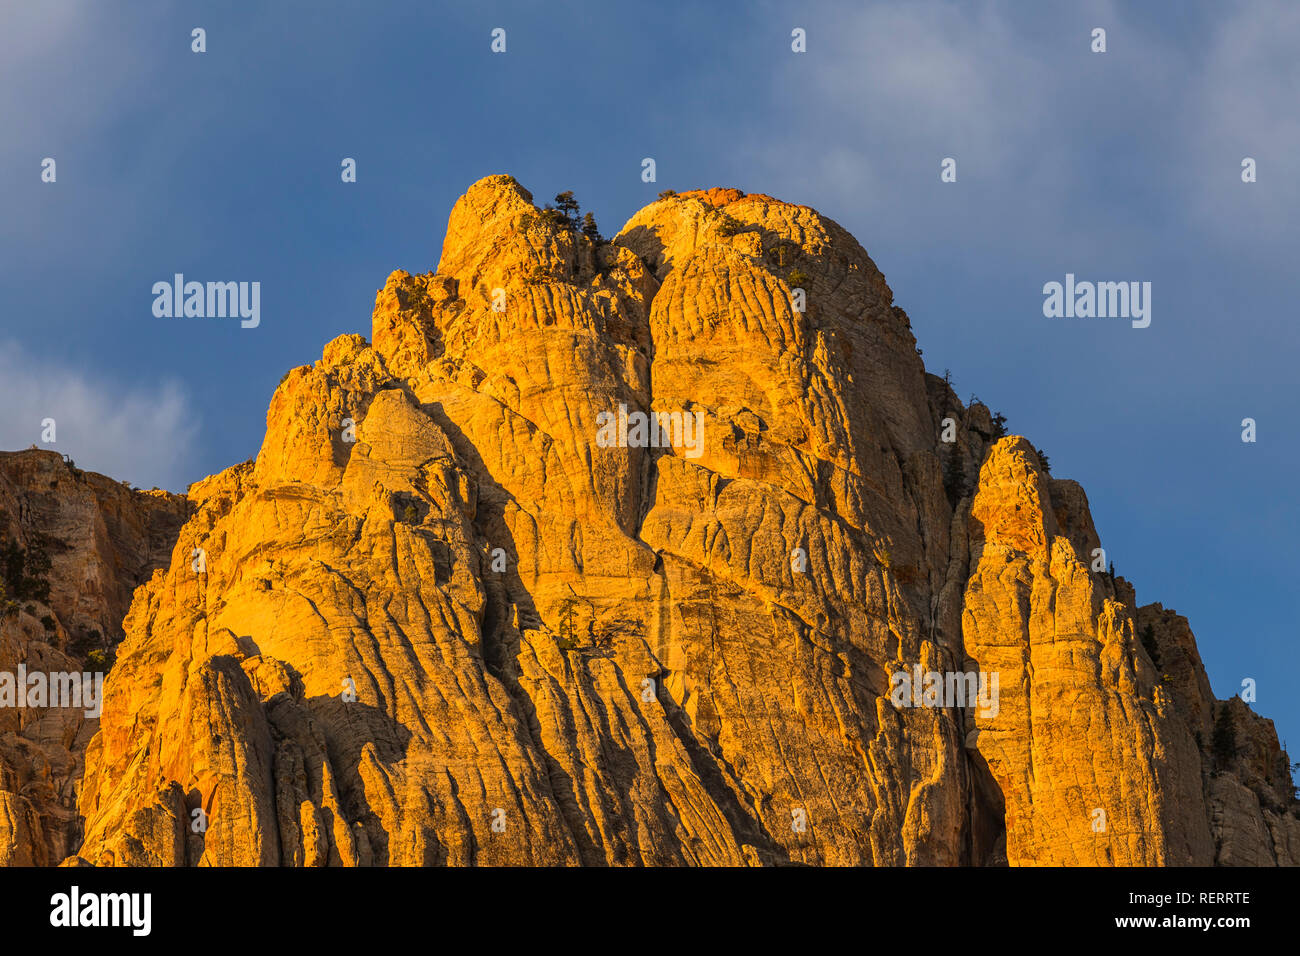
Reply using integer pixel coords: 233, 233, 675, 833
542, 191, 602, 243
555, 191, 580, 229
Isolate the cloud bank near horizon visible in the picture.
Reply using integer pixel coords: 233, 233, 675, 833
0, 341, 198, 493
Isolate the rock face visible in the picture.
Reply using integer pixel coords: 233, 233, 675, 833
962, 443, 1214, 864
0, 451, 187, 865
1136, 605, 1300, 865
15, 176, 1292, 866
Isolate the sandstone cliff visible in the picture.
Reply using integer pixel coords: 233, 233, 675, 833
0, 450, 187, 864
9, 177, 1296, 866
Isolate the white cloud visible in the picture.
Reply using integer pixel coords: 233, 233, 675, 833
726, 2, 1091, 256
729, 0, 1298, 259
0, 342, 198, 492
1184, 1, 1300, 238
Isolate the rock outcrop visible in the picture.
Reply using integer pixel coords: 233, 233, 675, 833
962, 441, 1213, 864
1136, 604, 1300, 865
12, 177, 1298, 866
0, 450, 187, 864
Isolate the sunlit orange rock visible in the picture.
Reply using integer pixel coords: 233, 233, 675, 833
4, 177, 1290, 867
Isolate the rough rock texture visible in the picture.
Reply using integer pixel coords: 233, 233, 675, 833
962, 442, 1213, 864
35, 176, 1298, 866
1137, 605, 1300, 865
0, 450, 187, 865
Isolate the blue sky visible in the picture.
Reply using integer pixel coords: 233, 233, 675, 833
3, 1, 1297, 758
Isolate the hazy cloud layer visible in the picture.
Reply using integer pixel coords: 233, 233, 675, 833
0, 341, 198, 492
742, 0, 1297, 254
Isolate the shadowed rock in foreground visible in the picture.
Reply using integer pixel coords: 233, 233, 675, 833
0, 451, 186, 864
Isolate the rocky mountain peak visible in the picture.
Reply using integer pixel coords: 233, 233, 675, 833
1, 178, 1294, 867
